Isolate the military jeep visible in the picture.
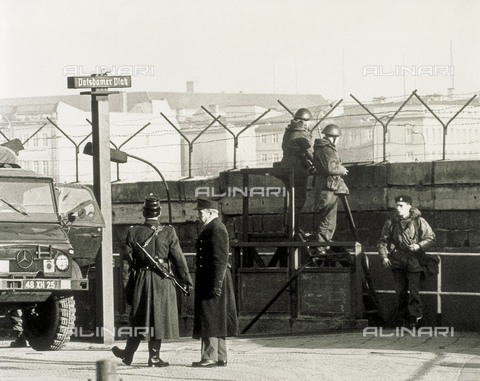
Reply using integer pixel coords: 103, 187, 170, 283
0, 164, 104, 350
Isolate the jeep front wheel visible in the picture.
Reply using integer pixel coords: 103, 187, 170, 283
23, 295, 76, 351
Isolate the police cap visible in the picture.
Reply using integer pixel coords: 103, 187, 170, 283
143, 193, 161, 218
394, 195, 412, 205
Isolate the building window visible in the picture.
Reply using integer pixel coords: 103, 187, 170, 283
367, 130, 373, 141
40, 133, 49, 147
273, 152, 281, 162
272, 134, 279, 143
406, 128, 413, 144
260, 153, 268, 163
260, 134, 267, 144
40, 161, 49, 175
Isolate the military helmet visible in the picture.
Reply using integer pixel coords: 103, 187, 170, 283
143, 193, 161, 218
294, 108, 312, 122
321, 124, 341, 137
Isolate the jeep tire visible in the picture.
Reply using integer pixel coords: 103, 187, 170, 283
23, 295, 76, 351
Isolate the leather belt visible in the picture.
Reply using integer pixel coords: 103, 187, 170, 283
139, 258, 169, 270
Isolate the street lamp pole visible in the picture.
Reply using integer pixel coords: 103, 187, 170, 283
410, 124, 426, 161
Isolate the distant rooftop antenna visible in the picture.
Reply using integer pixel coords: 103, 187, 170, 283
448, 40, 455, 96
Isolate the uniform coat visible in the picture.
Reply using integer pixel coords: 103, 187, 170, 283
313, 138, 348, 242
125, 221, 192, 340
378, 207, 436, 271
193, 217, 238, 339
377, 207, 436, 320
279, 119, 313, 213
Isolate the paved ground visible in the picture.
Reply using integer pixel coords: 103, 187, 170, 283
1, 329, 480, 381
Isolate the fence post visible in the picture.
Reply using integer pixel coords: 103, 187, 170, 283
46, 118, 80, 182
201, 106, 237, 167
201, 106, 271, 170
234, 109, 271, 168
309, 99, 343, 136
413, 93, 477, 160
350, 91, 416, 162
161, 112, 220, 178
277, 100, 294, 115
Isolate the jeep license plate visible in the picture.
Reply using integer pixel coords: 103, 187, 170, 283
23, 280, 60, 290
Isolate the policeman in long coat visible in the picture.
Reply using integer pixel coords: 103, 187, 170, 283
112, 194, 193, 367
192, 198, 238, 368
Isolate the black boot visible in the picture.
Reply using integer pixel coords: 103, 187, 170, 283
148, 339, 169, 367
10, 333, 27, 348
112, 337, 141, 366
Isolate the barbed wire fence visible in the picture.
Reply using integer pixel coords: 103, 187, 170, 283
0, 90, 479, 183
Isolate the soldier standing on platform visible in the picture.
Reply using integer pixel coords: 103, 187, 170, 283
312, 124, 349, 254
112, 194, 193, 367
279, 108, 314, 224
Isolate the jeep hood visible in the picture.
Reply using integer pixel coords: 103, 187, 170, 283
0, 222, 69, 244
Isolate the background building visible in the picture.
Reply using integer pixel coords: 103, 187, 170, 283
2, 90, 477, 183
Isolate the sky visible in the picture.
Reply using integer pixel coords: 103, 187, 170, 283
1, 0, 479, 103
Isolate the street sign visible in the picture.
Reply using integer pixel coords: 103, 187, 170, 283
67, 76, 131, 89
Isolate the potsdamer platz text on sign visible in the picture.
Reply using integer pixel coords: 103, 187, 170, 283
67, 75, 131, 89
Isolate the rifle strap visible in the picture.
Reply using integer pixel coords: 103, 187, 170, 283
141, 225, 163, 248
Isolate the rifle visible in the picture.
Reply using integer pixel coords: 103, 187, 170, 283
135, 242, 190, 296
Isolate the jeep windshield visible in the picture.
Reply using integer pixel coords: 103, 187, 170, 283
0, 178, 58, 222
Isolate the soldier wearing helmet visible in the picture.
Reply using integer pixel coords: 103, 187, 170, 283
279, 108, 314, 222
112, 194, 193, 367
312, 124, 349, 255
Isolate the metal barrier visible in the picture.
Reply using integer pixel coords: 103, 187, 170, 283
365, 251, 480, 327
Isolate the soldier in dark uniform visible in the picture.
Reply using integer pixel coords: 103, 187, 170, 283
378, 195, 436, 328
112, 194, 193, 367
312, 124, 349, 254
191, 198, 239, 368
279, 108, 314, 221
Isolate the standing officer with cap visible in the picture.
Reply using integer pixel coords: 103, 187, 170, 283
378, 195, 436, 328
112, 194, 193, 367
192, 198, 238, 368
279, 108, 314, 223
312, 124, 349, 254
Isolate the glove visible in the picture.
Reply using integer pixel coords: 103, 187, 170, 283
211, 287, 222, 297
182, 284, 192, 294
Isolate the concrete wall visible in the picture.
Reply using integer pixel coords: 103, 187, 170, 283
108, 160, 480, 332
112, 160, 480, 252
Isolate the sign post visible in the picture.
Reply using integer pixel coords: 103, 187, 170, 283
68, 75, 131, 344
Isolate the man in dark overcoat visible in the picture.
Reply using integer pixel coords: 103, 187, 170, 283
192, 198, 239, 368
112, 194, 193, 367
